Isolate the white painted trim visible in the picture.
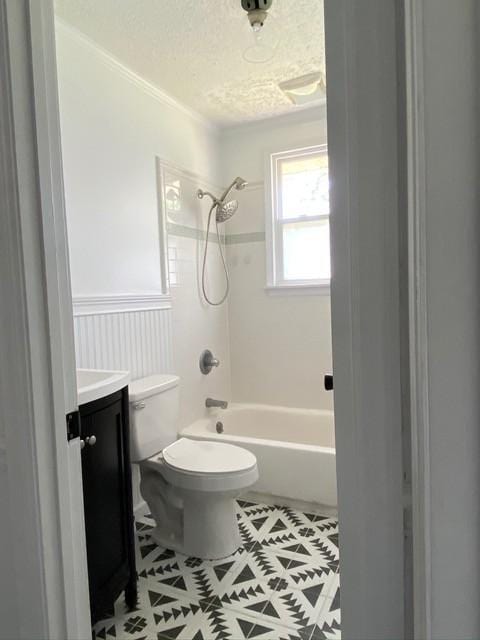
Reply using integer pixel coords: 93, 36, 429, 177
264, 148, 276, 287
54, 17, 218, 133
0, 2, 89, 637
264, 143, 329, 289
265, 284, 330, 297
73, 293, 172, 315
155, 158, 171, 295
324, 1, 405, 636
156, 155, 223, 195
404, 1, 431, 638
221, 103, 327, 137
29, 1, 92, 637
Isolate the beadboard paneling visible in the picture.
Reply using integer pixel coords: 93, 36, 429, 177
73, 307, 173, 380
73, 306, 173, 512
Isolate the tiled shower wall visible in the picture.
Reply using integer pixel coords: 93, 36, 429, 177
162, 163, 232, 431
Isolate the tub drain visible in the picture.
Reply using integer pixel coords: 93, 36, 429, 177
216, 421, 224, 434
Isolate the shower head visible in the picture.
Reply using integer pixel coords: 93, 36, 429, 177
197, 176, 248, 223
216, 199, 239, 223
233, 176, 248, 190
216, 177, 247, 222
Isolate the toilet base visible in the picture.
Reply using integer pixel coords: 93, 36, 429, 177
140, 463, 246, 559
182, 490, 242, 559
151, 491, 242, 560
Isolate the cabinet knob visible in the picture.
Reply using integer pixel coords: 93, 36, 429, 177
80, 439, 85, 449
85, 435, 97, 446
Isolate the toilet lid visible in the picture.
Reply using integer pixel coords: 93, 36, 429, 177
163, 438, 256, 475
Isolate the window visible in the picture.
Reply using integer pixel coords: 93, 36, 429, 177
266, 145, 330, 292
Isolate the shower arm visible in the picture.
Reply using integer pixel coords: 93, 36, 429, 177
197, 189, 221, 205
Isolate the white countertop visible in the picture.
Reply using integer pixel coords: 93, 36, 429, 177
77, 368, 130, 405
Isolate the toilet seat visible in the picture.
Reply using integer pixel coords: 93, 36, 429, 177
163, 438, 256, 475
145, 437, 258, 492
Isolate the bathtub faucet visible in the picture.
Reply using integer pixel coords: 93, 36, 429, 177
206, 398, 228, 410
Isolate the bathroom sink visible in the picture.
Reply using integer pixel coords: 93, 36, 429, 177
77, 368, 130, 405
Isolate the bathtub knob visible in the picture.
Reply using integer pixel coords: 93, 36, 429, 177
200, 349, 220, 375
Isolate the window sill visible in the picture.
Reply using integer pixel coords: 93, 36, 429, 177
264, 283, 331, 297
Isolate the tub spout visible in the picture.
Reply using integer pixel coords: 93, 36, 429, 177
206, 398, 228, 410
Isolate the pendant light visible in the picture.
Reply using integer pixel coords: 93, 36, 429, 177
241, 0, 280, 64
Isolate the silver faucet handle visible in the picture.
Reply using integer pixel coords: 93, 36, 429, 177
200, 349, 220, 374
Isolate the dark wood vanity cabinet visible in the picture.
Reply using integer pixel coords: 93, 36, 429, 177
79, 387, 137, 625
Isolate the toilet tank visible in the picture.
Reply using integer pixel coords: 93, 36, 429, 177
129, 374, 180, 462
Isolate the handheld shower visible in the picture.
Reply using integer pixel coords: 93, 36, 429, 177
197, 176, 247, 223
197, 176, 248, 306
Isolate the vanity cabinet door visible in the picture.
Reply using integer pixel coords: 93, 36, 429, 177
80, 388, 136, 624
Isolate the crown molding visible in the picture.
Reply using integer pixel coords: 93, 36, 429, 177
221, 103, 327, 137
72, 293, 172, 316
54, 17, 218, 134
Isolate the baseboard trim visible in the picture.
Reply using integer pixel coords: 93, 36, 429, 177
245, 490, 338, 518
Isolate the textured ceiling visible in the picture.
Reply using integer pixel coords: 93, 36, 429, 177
54, 0, 325, 127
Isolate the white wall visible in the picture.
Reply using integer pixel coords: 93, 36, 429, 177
221, 110, 334, 411
55, 23, 232, 507
56, 20, 221, 297
57, 17, 333, 427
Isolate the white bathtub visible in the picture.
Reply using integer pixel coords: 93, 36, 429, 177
181, 403, 337, 507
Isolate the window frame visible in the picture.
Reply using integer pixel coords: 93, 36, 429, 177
265, 144, 330, 295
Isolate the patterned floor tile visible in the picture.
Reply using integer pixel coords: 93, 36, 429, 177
265, 585, 330, 631
93, 499, 341, 639
310, 590, 341, 640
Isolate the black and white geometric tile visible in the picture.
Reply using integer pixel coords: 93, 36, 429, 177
93, 499, 341, 640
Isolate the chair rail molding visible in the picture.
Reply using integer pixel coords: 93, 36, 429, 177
404, 0, 432, 638
73, 293, 172, 315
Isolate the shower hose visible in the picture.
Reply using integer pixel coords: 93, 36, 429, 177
201, 202, 230, 306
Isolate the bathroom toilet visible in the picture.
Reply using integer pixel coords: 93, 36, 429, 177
129, 375, 258, 559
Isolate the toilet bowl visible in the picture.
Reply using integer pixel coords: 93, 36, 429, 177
140, 438, 258, 558
129, 375, 259, 559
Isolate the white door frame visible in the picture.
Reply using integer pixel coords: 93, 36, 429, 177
324, 2, 406, 637
0, 0, 90, 638
0, 0, 433, 638
404, 1, 431, 638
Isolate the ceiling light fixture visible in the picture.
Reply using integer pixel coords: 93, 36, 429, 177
278, 72, 326, 106
241, 0, 280, 64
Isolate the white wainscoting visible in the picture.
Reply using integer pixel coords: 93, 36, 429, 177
73, 299, 173, 380
73, 296, 174, 510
